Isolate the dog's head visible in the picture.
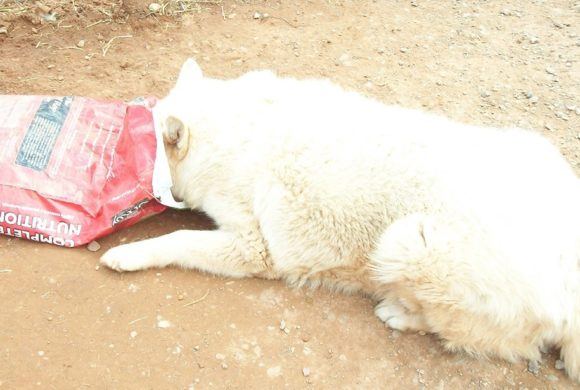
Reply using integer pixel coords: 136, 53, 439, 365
153, 58, 207, 204
158, 58, 203, 157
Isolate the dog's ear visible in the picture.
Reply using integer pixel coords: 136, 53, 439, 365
175, 58, 203, 89
164, 116, 190, 160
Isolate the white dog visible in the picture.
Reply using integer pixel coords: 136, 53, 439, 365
101, 59, 580, 382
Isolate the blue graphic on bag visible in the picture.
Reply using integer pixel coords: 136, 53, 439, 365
16, 96, 73, 171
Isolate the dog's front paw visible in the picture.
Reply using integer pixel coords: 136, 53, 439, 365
100, 243, 155, 272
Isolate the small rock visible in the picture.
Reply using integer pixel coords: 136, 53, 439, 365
156, 316, 171, 329
279, 320, 286, 330
0, 27, 7, 35
545, 67, 557, 75
546, 374, 558, 382
418, 330, 426, 336
302, 367, 311, 377
76, 40, 85, 48
148, 3, 162, 13
529, 96, 539, 104
215, 353, 225, 360
87, 241, 101, 252
555, 111, 569, 121
400, 47, 408, 53
267, 366, 282, 378
221, 362, 228, 369
410, 1, 418, 7
337, 53, 353, 66
42, 13, 57, 23
130, 331, 138, 338
499, 9, 512, 16
480, 90, 491, 98
555, 359, 565, 370
529, 36, 539, 44
527, 360, 540, 375
37, 351, 45, 357
47, 64, 55, 69
565, 105, 576, 111
253, 11, 262, 19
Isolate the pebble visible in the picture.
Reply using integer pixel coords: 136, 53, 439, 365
545, 67, 557, 76
221, 362, 228, 369
76, 40, 85, 48
555, 359, 565, 370
529, 36, 539, 44
527, 360, 540, 375
279, 320, 286, 330
37, 351, 45, 357
267, 366, 282, 378
87, 241, 101, 252
253, 11, 262, 19
148, 3, 162, 13
400, 47, 408, 53
480, 90, 491, 98
130, 331, 138, 338
47, 64, 55, 69
0, 27, 7, 35
215, 353, 225, 360
337, 53, 353, 66
546, 374, 558, 382
302, 367, 311, 377
555, 111, 569, 121
156, 316, 171, 329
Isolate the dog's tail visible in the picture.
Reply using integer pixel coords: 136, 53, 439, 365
561, 309, 580, 383
560, 235, 580, 383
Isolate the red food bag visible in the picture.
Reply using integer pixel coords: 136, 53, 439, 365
0, 95, 180, 247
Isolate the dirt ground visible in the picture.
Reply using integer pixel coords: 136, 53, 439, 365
1, 0, 579, 389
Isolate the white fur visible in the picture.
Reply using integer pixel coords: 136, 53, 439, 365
101, 59, 580, 382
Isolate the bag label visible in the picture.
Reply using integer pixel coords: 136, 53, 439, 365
16, 96, 73, 171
